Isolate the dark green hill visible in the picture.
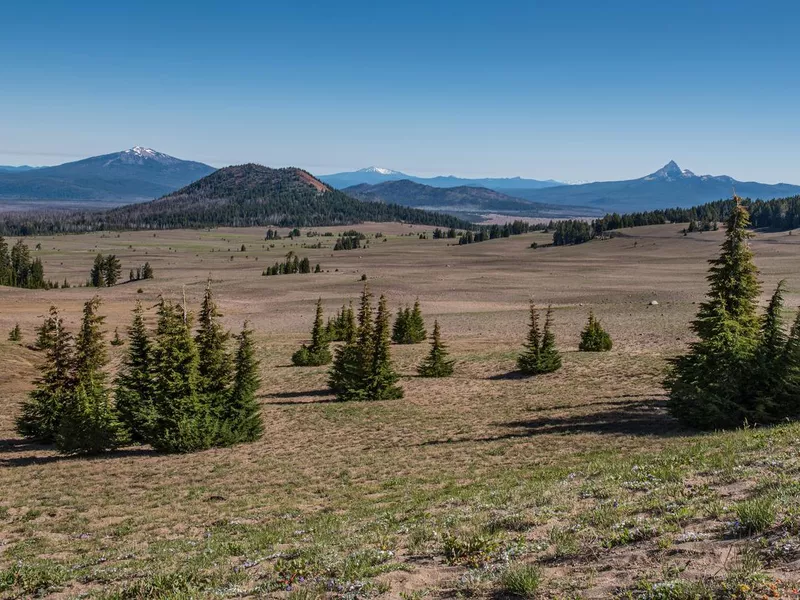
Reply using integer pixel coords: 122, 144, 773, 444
0, 164, 472, 235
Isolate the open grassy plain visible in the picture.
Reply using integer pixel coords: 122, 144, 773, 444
2, 223, 800, 599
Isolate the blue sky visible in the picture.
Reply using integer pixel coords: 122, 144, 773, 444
2, 1, 799, 183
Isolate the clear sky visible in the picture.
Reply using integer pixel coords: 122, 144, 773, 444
2, 1, 799, 183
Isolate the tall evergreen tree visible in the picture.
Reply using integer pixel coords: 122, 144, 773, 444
219, 322, 264, 444
517, 302, 562, 375
409, 299, 427, 342
667, 199, 763, 429
539, 305, 563, 373
17, 308, 74, 441
0, 236, 11, 286
291, 298, 333, 366
417, 320, 455, 377
366, 295, 404, 400
56, 297, 126, 454
115, 301, 155, 443
195, 282, 232, 400
149, 298, 214, 453
781, 309, 800, 417
90, 254, 105, 287
103, 255, 122, 286
330, 285, 373, 399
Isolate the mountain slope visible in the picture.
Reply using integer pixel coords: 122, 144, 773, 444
0, 164, 472, 235
345, 179, 601, 217
509, 161, 800, 213
320, 167, 564, 191
0, 147, 216, 203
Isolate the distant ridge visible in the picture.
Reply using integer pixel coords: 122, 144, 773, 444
0, 147, 216, 204
320, 167, 564, 191
345, 179, 602, 218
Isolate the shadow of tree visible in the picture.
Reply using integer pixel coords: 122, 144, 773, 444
0, 445, 160, 468
261, 388, 336, 404
418, 397, 687, 447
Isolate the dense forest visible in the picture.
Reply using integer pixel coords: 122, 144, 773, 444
0, 165, 473, 236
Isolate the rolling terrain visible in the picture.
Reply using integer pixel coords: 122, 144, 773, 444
320, 166, 564, 190
1, 223, 800, 598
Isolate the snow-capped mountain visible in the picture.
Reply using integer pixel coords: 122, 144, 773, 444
357, 166, 405, 176
0, 148, 216, 204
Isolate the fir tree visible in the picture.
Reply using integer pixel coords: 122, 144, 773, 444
666, 199, 762, 429
149, 298, 214, 453
517, 301, 542, 373
539, 305, 563, 373
578, 311, 613, 352
90, 254, 105, 287
195, 282, 232, 400
409, 299, 427, 342
417, 320, 455, 377
392, 306, 411, 344
17, 308, 74, 441
291, 298, 333, 366
8, 323, 21, 342
329, 285, 373, 400
115, 301, 155, 443
103, 255, 122, 286
218, 322, 264, 444
111, 327, 124, 346
366, 295, 404, 400
142, 262, 154, 279
781, 309, 800, 417
56, 297, 126, 454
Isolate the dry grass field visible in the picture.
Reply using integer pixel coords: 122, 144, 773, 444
2, 223, 800, 599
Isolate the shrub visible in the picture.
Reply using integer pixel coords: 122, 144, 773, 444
578, 310, 612, 352
500, 564, 542, 598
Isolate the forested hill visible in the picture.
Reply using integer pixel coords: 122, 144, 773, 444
0, 164, 473, 235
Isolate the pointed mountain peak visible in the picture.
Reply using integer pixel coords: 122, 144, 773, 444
644, 160, 695, 181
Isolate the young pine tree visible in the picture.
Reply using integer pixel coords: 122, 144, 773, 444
666, 199, 762, 429
392, 306, 410, 344
56, 297, 126, 455
17, 308, 74, 441
578, 311, 613, 352
195, 282, 233, 401
115, 300, 155, 443
417, 320, 455, 377
330, 285, 373, 400
517, 301, 542, 373
539, 305, 563, 373
149, 298, 215, 453
292, 298, 333, 366
111, 327, 124, 346
408, 299, 427, 343
218, 322, 264, 445
366, 295, 404, 400
781, 309, 800, 418
90, 254, 105, 287
8, 323, 21, 342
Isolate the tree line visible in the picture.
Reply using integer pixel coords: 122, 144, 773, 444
16, 284, 262, 455
262, 251, 319, 276
0, 236, 50, 289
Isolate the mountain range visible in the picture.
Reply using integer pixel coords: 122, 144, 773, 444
344, 179, 601, 218
0, 147, 215, 204
502, 161, 800, 213
319, 166, 564, 191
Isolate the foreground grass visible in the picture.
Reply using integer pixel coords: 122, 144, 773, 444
2, 350, 800, 598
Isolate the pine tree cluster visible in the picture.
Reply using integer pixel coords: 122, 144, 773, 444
325, 303, 356, 342
333, 232, 364, 251
392, 299, 427, 344
89, 253, 122, 287
292, 299, 333, 366
262, 251, 317, 276
517, 303, 562, 375
128, 262, 154, 282
667, 200, 800, 429
329, 286, 404, 401
16, 284, 263, 454
0, 236, 50, 289
578, 311, 613, 352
